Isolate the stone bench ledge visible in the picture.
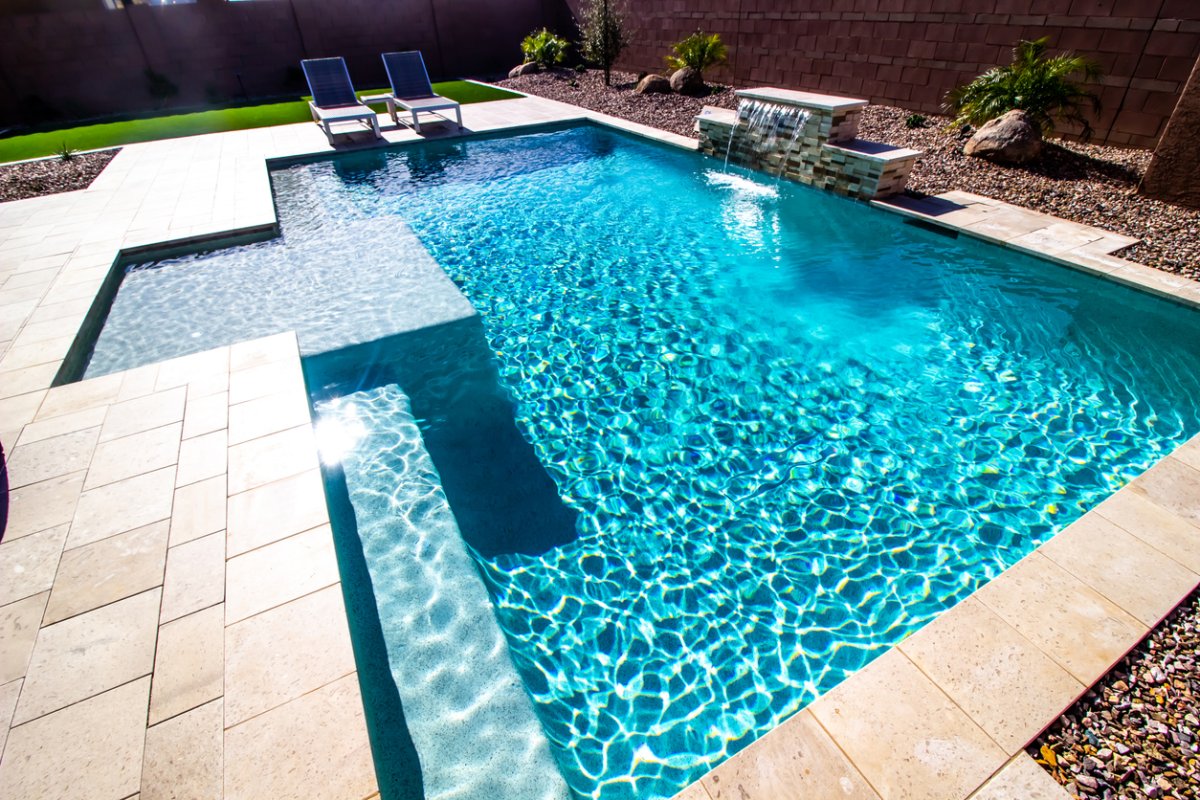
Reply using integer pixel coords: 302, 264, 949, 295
824, 138, 923, 164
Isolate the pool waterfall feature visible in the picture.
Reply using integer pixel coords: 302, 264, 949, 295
698, 87, 922, 199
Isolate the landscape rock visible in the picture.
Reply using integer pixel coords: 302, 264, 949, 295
963, 109, 1043, 164
508, 62, 540, 78
670, 67, 704, 95
634, 74, 671, 95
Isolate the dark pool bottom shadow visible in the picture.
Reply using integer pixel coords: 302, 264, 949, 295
305, 314, 580, 560
303, 315, 582, 799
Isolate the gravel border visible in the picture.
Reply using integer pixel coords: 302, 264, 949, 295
501, 68, 1199, 278
1030, 590, 1200, 800
0, 149, 119, 203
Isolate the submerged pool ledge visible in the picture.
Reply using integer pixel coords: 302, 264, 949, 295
2, 93, 1200, 800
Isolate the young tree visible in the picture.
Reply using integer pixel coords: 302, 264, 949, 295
579, 0, 628, 87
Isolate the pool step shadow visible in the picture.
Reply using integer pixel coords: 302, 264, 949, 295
305, 315, 580, 559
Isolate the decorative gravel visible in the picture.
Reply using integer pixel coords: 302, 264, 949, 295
499, 67, 738, 139
502, 69, 1199, 278
0, 149, 118, 203
1031, 590, 1200, 800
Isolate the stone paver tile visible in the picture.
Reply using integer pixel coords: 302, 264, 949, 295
14, 588, 160, 724
183, 390, 227, 439
225, 525, 339, 625
227, 389, 311, 445
1009, 222, 1104, 255
155, 347, 229, 393
224, 673, 376, 800
228, 360, 305, 406
0, 362, 58, 400
115, 363, 161, 403
170, 475, 226, 547
673, 782, 712, 800
1039, 512, 1199, 627
970, 753, 1073, 800
0, 335, 72, 372
34, 371, 121, 419
0, 676, 149, 800
4, 469, 85, 540
5, 426, 98, 489
226, 469, 329, 557
227, 424, 319, 495
16, 404, 107, 446
0, 389, 46, 436
161, 532, 225, 623
44, 521, 169, 625
99, 386, 186, 442
0, 525, 69, 607
975, 552, 1146, 684
68, 466, 176, 549
176, 428, 227, 488
899, 597, 1084, 754
149, 604, 224, 725
1131, 456, 1200, 528
809, 649, 1007, 800
229, 332, 296, 372
0, 678, 20, 756
142, 698, 223, 800
0, 592, 49, 684
85, 421, 182, 490
1095, 488, 1200, 574
224, 584, 355, 725
702, 708, 879, 799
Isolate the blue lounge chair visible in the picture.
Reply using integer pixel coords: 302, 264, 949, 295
380, 51, 463, 132
301, 57, 381, 145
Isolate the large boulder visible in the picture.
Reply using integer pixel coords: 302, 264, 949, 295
670, 67, 704, 95
508, 62, 540, 78
635, 74, 672, 95
963, 109, 1043, 164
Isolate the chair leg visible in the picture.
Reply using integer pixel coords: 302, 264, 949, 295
456, 106, 463, 129
322, 121, 335, 146
370, 115, 381, 139
387, 99, 398, 126
412, 110, 421, 133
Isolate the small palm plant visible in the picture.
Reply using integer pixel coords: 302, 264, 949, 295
945, 38, 1102, 139
521, 29, 570, 68
666, 31, 728, 82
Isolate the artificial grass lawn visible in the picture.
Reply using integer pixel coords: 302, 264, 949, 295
0, 81, 521, 163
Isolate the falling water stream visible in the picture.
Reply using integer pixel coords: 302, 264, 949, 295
723, 99, 812, 177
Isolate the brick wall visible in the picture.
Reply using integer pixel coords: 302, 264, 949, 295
575, 0, 1200, 148
0, 0, 572, 127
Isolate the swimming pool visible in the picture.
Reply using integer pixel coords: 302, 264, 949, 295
84, 124, 1200, 799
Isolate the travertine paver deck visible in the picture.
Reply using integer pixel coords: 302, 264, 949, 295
1, 88, 1199, 800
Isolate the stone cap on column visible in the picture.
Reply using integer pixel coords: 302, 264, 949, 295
735, 87, 869, 113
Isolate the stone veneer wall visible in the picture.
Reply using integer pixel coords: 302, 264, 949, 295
697, 95, 919, 200
565, 0, 1200, 148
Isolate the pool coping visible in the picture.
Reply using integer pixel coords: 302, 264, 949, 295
0, 92, 1198, 800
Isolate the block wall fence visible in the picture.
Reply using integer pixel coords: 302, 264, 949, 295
565, 0, 1200, 148
0, 0, 573, 127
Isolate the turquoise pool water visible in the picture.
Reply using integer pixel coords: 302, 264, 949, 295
87, 125, 1200, 800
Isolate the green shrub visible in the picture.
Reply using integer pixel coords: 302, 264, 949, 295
56, 141, 77, 162
521, 28, 569, 68
905, 113, 927, 129
666, 31, 728, 77
945, 37, 1101, 139
578, 0, 628, 87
